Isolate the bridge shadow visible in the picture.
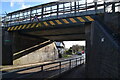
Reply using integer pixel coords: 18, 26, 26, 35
50, 64, 85, 80
13, 41, 53, 60
2, 64, 86, 80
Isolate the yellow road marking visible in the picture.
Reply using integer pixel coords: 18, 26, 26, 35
49, 21, 55, 25
36, 23, 42, 27
31, 23, 36, 28
26, 24, 31, 29
85, 16, 94, 21
55, 20, 62, 24
69, 18, 77, 23
62, 19, 69, 24
7, 27, 11, 31
18, 25, 22, 30
43, 22, 49, 26
22, 25, 26, 29
14, 26, 19, 30
77, 17, 85, 22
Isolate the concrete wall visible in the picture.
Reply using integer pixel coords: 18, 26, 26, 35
2, 29, 59, 65
13, 42, 58, 65
104, 12, 120, 34
85, 21, 119, 78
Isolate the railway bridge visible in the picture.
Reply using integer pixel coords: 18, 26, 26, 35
1, 0, 120, 78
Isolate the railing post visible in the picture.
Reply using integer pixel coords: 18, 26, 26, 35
74, 2, 76, 14
41, 65, 43, 71
10, 14, 12, 25
85, 0, 87, 14
59, 62, 61, 74
70, 2, 72, 13
41, 6, 44, 20
57, 3, 59, 18
80, 57, 82, 65
95, 2, 97, 14
30, 9, 32, 22
104, 1, 106, 13
83, 56, 85, 64
112, 2, 115, 13
76, 58, 77, 66
69, 59, 71, 69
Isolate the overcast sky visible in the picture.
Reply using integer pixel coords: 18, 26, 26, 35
64, 41, 86, 49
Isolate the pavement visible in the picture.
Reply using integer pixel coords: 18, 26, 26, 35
1, 55, 82, 72
58, 64, 85, 78
1, 55, 85, 80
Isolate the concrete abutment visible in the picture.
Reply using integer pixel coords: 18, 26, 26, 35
2, 29, 58, 65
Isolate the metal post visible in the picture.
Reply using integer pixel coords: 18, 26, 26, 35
70, 2, 72, 13
59, 62, 61, 74
80, 57, 81, 64
74, 2, 76, 14
19, 12, 20, 24
85, 0, 87, 13
50, 6, 52, 17
104, 1, 106, 13
41, 6, 44, 20
78, 1, 79, 12
57, 3, 59, 18
41, 65, 43, 71
10, 14, 12, 25
30, 9, 32, 22
95, 2, 97, 13
112, 2, 115, 13
76, 58, 77, 66
69, 59, 71, 69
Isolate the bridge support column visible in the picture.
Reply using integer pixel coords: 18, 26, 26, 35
2, 28, 13, 65
85, 23, 93, 78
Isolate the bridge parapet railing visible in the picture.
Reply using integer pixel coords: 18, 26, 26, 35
1, 1, 120, 27
40, 55, 85, 75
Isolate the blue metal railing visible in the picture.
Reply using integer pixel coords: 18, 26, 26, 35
1, 1, 120, 27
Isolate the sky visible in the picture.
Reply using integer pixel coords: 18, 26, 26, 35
64, 41, 86, 48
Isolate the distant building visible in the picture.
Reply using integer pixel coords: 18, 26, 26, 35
55, 42, 65, 55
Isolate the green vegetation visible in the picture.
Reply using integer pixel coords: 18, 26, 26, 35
62, 54, 72, 58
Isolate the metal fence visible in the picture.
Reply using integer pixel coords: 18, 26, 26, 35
1, 1, 119, 27
41, 56, 84, 73
2, 55, 85, 79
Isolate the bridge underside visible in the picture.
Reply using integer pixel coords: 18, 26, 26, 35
20, 24, 85, 41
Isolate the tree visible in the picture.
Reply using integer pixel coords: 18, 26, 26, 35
65, 47, 72, 55
71, 45, 85, 53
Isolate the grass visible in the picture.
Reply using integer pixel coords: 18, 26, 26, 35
62, 54, 72, 58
